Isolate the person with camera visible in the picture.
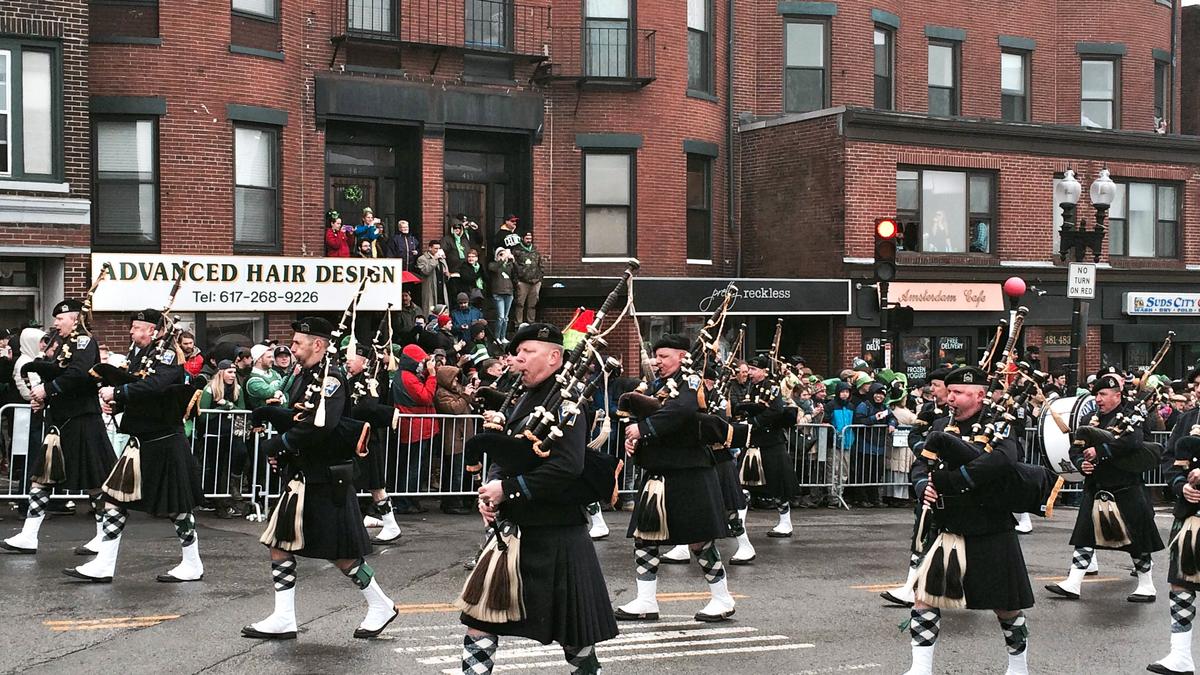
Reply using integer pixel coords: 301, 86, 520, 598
325, 210, 350, 257
488, 246, 516, 343
416, 240, 450, 312
390, 343, 440, 515
354, 207, 384, 258
511, 231, 544, 325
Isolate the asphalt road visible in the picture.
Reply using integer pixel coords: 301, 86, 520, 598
0, 500, 1181, 674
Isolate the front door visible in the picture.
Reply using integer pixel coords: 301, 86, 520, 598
329, 177, 377, 228
445, 181, 488, 245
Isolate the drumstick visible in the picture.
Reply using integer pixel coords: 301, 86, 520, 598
1049, 408, 1071, 434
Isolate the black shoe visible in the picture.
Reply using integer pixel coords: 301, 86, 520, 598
353, 606, 399, 639
1147, 663, 1194, 675
62, 568, 112, 583
728, 554, 755, 566
1044, 583, 1080, 599
241, 625, 297, 640
156, 573, 203, 583
694, 607, 735, 622
613, 607, 659, 621
880, 590, 914, 608
0, 541, 35, 554
1128, 592, 1157, 603
73, 546, 98, 556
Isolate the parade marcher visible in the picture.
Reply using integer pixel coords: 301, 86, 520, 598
615, 334, 736, 623
3, 301, 116, 556
243, 317, 399, 641
345, 343, 403, 544
739, 355, 800, 539
881, 367, 950, 607
64, 308, 206, 583
903, 366, 1034, 675
459, 323, 618, 674
1045, 367, 1164, 603
1147, 420, 1200, 674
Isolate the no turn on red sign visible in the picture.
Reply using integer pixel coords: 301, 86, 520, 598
1067, 263, 1096, 299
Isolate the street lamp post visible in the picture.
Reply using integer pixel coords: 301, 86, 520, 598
1055, 168, 1114, 392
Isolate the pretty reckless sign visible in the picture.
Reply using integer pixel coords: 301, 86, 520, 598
886, 282, 1004, 312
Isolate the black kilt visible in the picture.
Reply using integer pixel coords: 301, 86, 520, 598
961, 529, 1035, 611
1167, 517, 1200, 591
715, 458, 747, 512
111, 432, 204, 516
279, 481, 373, 560
1069, 484, 1165, 554
625, 467, 728, 545
355, 432, 388, 491
461, 523, 619, 647
33, 413, 114, 491
743, 443, 799, 501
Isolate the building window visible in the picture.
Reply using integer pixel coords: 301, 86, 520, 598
234, 125, 279, 249
582, 152, 634, 257
0, 43, 60, 180
466, 0, 510, 49
896, 168, 994, 254
1108, 181, 1178, 258
873, 26, 893, 110
784, 19, 827, 113
1155, 59, 1171, 133
1081, 58, 1118, 129
927, 41, 958, 116
686, 154, 711, 261
687, 0, 711, 93
348, 0, 394, 34
94, 118, 158, 247
1000, 50, 1029, 122
585, 0, 630, 78
232, 0, 275, 18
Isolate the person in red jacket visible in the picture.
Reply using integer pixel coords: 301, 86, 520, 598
179, 331, 204, 378
390, 343, 439, 513
324, 210, 350, 258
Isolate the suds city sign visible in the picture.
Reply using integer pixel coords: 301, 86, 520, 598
90, 254, 404, 312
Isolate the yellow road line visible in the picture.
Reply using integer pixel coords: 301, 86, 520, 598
44, 615, 180, 626
49, 621, 169, 632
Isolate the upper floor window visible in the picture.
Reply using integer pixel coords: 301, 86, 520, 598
234, 125, 280, 250
94, 118, 158, 248
686, 153, 711, 261
873, 27, 893, 110
784, 19, 827, 113
585, 0, 630, 78
232, 0, 275, 19
348, 0, 394, 34
583, 151, 634, 258
687, 0, 712, 93
1154, 59, 1170, 133
466, 0, 511, 49
1081, 58, 1118, 129
0, 42, 59, 180
897, 168, 994, 254
927, 41, 958, 116
1109, 181, 1177, 258
1000, 50, 1029, 122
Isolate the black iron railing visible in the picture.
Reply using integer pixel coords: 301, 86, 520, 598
333, 0, 551, 58
541, 25, 656, 85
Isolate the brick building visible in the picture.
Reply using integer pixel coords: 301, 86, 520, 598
0, 1, 90, 330
738, 0, 1198, 380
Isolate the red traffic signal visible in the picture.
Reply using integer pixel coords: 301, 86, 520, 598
875, 217, 899, 240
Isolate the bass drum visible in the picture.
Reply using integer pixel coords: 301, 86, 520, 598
1038, 394, 1095, 482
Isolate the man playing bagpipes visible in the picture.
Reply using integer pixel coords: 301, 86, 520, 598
903, 366, 1034, 675
62, 308, 205, 584
3, 299, 116, 556
737, 354, 800, 539
1045, 367, 1164, 604
880, 366, 951, 608
242, 317, 400, 641
344, 341, 403, 544
456, 323, 618, 675
1148, 420, 1200, 674
615, 334, 737, 623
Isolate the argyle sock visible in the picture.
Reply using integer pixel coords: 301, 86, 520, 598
375, 499, 392, 516
343, 557, 374, 590
635, 544, 660, 582
1133, 552, 1153, 574
910, 608, 941, 647
272, 558, 297, 591
563, 644, 600, 674
777, 500, 790, 515
1071, 546, 1095, 570
728, 510, 745, 537
26, 486, 50, 518
89, 493, 105, 524
1172, 590, 1197, 633
172, 512, 196, 547
695, 540, 725, 584
101, 506, 127, 541
999, 611, 1028, 655
910, 552, 923, 570
462, 633, 498, 675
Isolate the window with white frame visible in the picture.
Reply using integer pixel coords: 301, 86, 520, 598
784, 19, 827, 113
1108, 181, 1177, 258
0, 42, 59, 180
94, 118, 158, 247
583, 152, 634, 257
234, 125, 279, 249
1081, 58, 1118, 129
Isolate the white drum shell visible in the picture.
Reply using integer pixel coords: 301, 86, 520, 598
1039, 394, 1096, 482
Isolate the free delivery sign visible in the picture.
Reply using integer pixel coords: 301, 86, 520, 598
1124, 292, 1200, 315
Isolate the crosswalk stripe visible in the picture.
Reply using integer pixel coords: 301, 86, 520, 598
411, 626, 762, 661
440, 643, 815, 673
420, 634, 789, 665
387, 618, 707, 640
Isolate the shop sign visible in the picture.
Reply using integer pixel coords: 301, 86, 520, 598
1124, 292, 1200, 316
886, 282, 1004, 312
90, 253, 404, 312
631, 278, 850, 316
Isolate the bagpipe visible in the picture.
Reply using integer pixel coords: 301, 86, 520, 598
1071, 331, 1174, 475
711, 322, 746, 417
22, 263, 114, 383
463, 259, 640, 506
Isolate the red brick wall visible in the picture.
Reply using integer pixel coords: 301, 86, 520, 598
1182, 6, 1200, 135
738, 0, 1178, 132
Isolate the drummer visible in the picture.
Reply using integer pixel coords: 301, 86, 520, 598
1045, 367, 1164, 603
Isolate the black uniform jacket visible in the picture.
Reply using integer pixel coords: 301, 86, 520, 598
279, 363, 353, 482
114, 343, 185, 436
1071, 404, 1146, 491
45, 333, 102, 424
632, 371, 713, 472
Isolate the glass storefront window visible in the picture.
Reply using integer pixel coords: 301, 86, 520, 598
937, 336, 968, 367
901, 336, 931, 382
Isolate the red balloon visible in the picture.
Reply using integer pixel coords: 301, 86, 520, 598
1003, 276, 1027, 297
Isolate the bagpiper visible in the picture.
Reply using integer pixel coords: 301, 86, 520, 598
344, 341, 403, 544
457, 323, 618, 674
737, 355, 800, 540
242, 317, 400, 641
903, 366, 1034, 675
1044, 367, 1163, 603
615, 333, 736, 623
2, 299, 116, 556
64, 308, 205, 583
1148, 420, 1200, 674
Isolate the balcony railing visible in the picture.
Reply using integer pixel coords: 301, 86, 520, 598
539, 25, 656, 88
331, 0, 551, 59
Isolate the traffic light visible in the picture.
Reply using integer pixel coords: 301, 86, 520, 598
874, 217, 899, 282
